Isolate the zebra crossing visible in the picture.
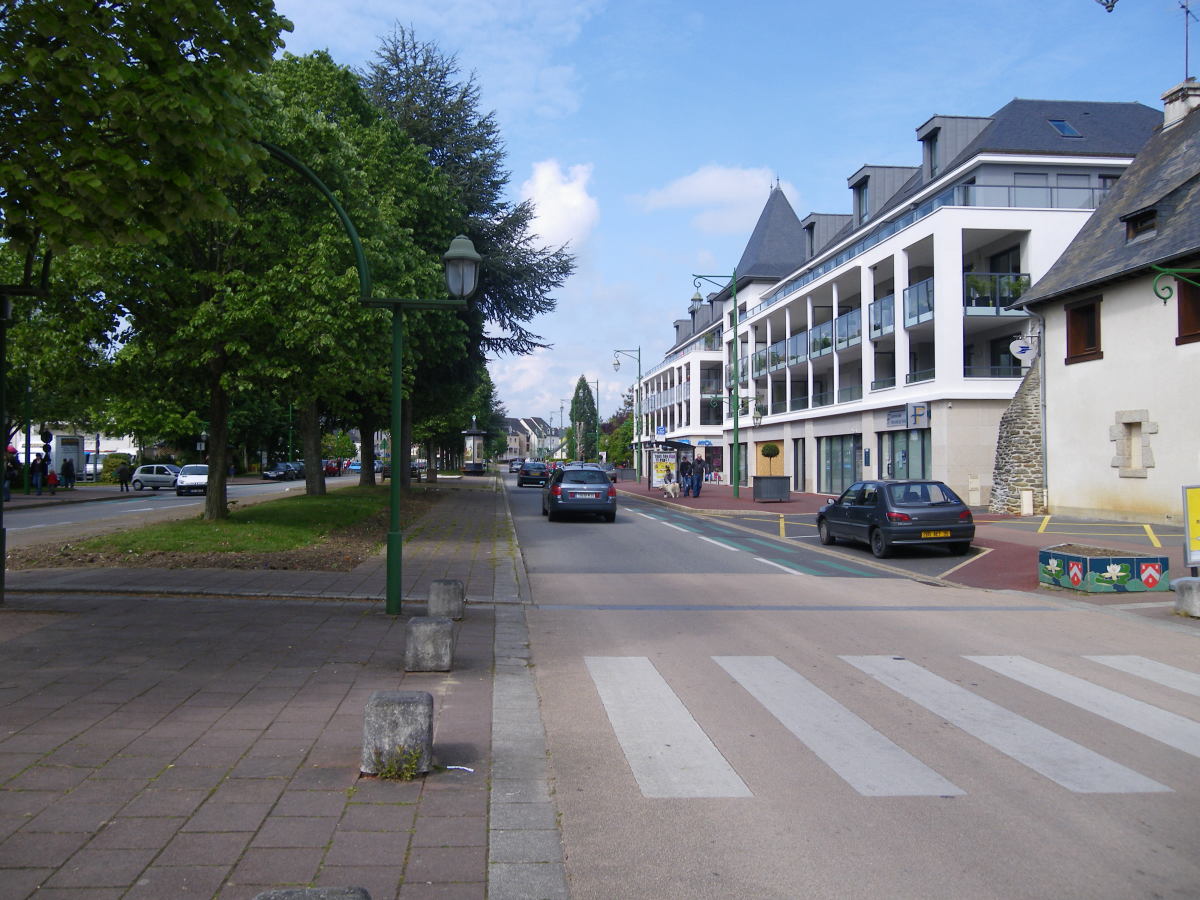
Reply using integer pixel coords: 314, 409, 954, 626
584, 653, 1198, 799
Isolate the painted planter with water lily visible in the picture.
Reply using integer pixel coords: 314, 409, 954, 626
1038, 543, 1170, 593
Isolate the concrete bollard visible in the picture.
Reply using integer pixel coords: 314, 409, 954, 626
404, 616, 455, 672
1172, 577, 1200, 618
361, 690, 433, 776
255, 890, 372, 900
428, 578, 466, 620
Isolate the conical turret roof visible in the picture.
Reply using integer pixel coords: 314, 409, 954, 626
734, 185, 804, 281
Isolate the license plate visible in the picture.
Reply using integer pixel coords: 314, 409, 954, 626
572, 492, 599, 499
921, 530, 951, 538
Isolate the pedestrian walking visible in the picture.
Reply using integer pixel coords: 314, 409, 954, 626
679, 457, 694, 497
692, 456, 707, 497
30, 453, 47, 495
115, 459, 132, 492
47, 469, 58, 495
61, 457, 75, 490
2, 459, 14, 502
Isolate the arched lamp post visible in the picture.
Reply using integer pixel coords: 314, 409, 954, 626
693, 272, 743, 497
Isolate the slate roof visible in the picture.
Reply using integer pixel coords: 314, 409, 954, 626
874, 99, 1161, 222
734, 185, 804, 283
1016, 106, 1200, 306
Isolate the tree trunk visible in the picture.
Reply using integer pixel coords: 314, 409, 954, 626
298, 400, 325, 495
358, 414, 377, 487
202, 371, 229, 521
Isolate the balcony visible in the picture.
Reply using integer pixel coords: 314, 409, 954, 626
871, 376, 896, 390
770, 399, 788, 414
811, 390, 834, 407
965, 365, 1025, 378
702, 330, 723, 350
790, 396, 809, 411
906, 368, 935, 384
835, 308, 862, 350
963, 273, 1032, 315
810, 320, 834, 357
752, 347, 769, 378
904, 277, 934, 327
869, 294, 895, 339
788, 331, 809, 364
837, 384, 863, 402
768, 340, 787, 372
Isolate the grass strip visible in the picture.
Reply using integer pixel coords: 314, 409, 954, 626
78, 486, 405, 554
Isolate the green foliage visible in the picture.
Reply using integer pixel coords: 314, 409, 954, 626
99, 453, 132, 483
323, 432, 356, 460
0, 0, 291, 249
570, 376, 598, 461
604, 415, 633, 466
371, 745, 423, 781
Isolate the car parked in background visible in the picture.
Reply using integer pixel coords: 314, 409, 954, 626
816, 479, 974, 558
263, 462, 298, 481
541, 463, 617, 522
323, 460, 341, 476
175, 464, 209, 496
517, 460, 549, 487
131, 464, 180, 491
509, 458, 524, 473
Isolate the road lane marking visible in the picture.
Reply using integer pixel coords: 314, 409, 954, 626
967, 656, 1200, 758
754, 557, 808, 576
842, 655, 1169, 794
715, 656, 962, 797
1084, 656, 1200, 697
697, 536, 742, 551
1143, 524, 1162, 547
584, 656, 752, 799
660, 522, 693, 534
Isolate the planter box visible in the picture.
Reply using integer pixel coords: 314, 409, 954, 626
1038, 543, 1170, 593
752, 475, 791, 502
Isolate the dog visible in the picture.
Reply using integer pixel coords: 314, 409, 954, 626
663, 480, 680, 499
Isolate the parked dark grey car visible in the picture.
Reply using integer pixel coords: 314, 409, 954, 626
541, 464, 617, 522
816, 479, 973, 558
517, 460, 549, 487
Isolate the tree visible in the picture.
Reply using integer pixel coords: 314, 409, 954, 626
761, 442, 780, 476
569, 376, 598, 461
363, 25, 575, 361
0, 0, 290, 251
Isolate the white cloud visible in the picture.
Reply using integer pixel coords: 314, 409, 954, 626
520, 160, 599, 250
636, 165, 799, 236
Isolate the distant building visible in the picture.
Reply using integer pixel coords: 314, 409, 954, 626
504, 417, 554, 460
639, 97, 1161, 502
1004, 81, 1200, 523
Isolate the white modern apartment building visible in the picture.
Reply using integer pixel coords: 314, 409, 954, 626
637, 98, 1162, 501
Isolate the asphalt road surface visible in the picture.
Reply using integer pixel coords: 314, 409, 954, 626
506, 475, 1200, 900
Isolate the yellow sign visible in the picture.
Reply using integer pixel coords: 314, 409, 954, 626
1185, 485, 1200, 567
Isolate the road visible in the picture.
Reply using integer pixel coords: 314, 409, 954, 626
506, 476, 1200, 899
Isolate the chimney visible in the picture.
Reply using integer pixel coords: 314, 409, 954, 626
1162, 78, 1200, 129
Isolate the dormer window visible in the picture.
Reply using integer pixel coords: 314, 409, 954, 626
1048, 118, 1082, 137
923, 130, 940, 178
853, 180, 869, 225
1123, 208, 1157, 242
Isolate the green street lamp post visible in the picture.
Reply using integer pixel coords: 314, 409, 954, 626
692, 272, 742, 498
365, 235, 482, 615
611, 346, 641, 479
591, 380, 600, 462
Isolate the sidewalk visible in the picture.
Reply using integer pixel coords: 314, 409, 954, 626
0, 476, 565, 900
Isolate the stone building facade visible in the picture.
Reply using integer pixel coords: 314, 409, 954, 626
989, 365, 1046, 515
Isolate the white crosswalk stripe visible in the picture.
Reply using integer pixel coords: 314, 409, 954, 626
585, 656, 752, 799
715, 656, 963, 797
1084, 655, 1200, 697
841, 655, 1170, 794
585, 652, 1193, 799
966, 655, 1200, 758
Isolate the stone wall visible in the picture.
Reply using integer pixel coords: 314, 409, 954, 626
989, 365, 1047, 515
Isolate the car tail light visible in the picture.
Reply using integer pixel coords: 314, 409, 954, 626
550, 484, 562, 497
959, 509, 973, 523
607, 484, 617, 498
886, 511, 912, 523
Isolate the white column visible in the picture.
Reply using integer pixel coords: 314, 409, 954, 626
933, 225, 966, 388
895, 249, 912, 385
830, 281, 841, 401
860, 264, 876, 392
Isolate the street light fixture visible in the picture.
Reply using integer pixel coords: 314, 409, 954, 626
364, 235, 482, 615
693, 271, 743, 498
611, 346, 642, 479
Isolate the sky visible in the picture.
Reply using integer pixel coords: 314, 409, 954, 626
275, 0, 1191, 425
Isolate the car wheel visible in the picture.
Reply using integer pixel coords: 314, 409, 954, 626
176, 489, 184, 496
817, 519, 836, 545
541, 503, 548, 516
132, 480, 144, 491
547, 507, 559, 522
950, 541, 971, 556
604, 512, 616, 523
870, 528, 892, 559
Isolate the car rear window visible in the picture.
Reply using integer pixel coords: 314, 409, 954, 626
524, 463, 546, 471
562, 471, 608, 485
886, 483, 961, 505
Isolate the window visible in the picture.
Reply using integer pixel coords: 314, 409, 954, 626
1178, 278, 1200, 346
1065, 296, 1103, 364
1048, 118, 1082, 137
1124, 209, 1157, 242
924, 131, 940, 178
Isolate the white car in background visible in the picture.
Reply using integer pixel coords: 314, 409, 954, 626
175, 464, 209, 496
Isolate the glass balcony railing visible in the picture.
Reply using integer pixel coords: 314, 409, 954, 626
752, 347, 769, 378
768, 340, 787, 372
903, 277, 934, 327
870, 376, 896, 390
963, 273, 1033, 315
965, 365, 1025, 378
837, 384, 863, 402
869, 294, 895, 339
811, 391, 834, 407
771, 399, 788, 414
810, 320, 834, 357
788, 331, 808, 364
835, 308, 862, 350
790, 396, 810, 411
906, 368, 935, 384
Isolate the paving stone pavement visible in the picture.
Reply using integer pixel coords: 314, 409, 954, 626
0, 477, 566, 900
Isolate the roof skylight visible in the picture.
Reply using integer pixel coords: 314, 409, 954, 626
1048, 119, 1083, 137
